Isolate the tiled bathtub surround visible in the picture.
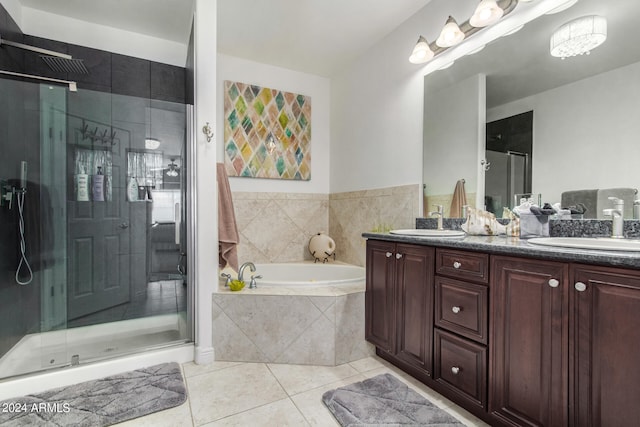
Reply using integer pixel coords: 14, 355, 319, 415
231, 184, 419, 267
329, 184, 421, 267
232, 192, 329, 263
212, 284, 374, 366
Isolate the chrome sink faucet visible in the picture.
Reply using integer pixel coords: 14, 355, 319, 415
603, 197, 624, 239
429, 204, 444, 230
238, 262, 256, 282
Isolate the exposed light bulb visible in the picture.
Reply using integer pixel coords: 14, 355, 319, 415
409, 36, 435, 64
470, 0, 504, 28
436, 16, 465, 48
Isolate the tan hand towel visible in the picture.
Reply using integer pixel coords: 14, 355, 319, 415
217, 163, 240, 272
450, 179, 468, 218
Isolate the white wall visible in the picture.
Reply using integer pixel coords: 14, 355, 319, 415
194, 0, 217, 364
17, 6, 187, 66
487, 60, 640, 204
329, 0, 475, 194
216, 54, 331, 194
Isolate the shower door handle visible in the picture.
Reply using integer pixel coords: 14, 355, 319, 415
174, 202, 181, 245
119, 222, 129, 229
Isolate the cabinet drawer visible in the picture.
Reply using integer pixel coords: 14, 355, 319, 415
435, 277, 488, 344
434, 329, 487, 409
436, 249, 488, 284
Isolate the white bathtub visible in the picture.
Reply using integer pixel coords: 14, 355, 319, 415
252, 262, 365, 287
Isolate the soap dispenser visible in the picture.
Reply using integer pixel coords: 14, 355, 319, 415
75, 166, 89, 201
92, 166, 105, 201
634, 200, 640, 220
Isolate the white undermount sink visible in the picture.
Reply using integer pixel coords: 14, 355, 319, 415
528, 237, 640, 252
389, 229, 465, 238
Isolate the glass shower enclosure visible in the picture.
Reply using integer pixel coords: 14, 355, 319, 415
0, 77, 192, 380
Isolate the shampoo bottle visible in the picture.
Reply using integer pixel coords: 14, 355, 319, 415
76, 166, 89, 201
92, 166, 105, 201
127, 176, 138, 202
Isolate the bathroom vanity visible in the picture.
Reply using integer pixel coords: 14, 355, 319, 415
363, 232, 640, 426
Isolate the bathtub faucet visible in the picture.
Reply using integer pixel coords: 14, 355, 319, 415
238, 262, 256, 282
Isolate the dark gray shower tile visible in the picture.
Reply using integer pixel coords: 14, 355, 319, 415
112, 54, 150, 99
67, 44, 112, 93
150, 62, 185, 103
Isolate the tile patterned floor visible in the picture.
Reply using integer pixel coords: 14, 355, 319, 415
115, 356, 491, 426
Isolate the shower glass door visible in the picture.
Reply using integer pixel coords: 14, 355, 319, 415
0, 77, 191, 380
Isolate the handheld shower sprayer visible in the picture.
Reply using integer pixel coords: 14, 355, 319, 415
20, 160, 27, 190
15, 160, 33, 285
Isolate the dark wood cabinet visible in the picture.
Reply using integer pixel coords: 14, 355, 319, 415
365, 240, 434, 372
365, 240, 397, 353
395, 244, 434, 372
366, 238, 640, 427
490, 256, 569, 427
573, 264, 640, 427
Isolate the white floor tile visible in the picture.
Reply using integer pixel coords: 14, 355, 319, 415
186, 363, 288, 425
201, 398, 309, 427
182, 360, 245, 378
267, 362, 359, 396
348, 356, 385, 373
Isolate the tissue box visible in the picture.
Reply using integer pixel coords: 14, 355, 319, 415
519, 212, 550, 238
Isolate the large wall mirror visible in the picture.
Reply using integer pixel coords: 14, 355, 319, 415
423, 0, 640, 218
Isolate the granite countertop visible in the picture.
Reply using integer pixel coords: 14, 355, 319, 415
362, 232, 640, 269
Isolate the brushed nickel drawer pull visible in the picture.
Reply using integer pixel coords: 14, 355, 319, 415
453, 261, 462, 269
396, 253, 403, 259
451, 366, 460, 375
452, 306, 462, 314
386, 252, 392, 258
548, 278, 559, 288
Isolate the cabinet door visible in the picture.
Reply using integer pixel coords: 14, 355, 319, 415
365, 240, 396, 353
395, 244, 434, 373
490, 256, 569, 427
573, 265, 640, 427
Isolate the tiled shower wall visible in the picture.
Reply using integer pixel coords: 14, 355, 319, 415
231, 184, 420, 266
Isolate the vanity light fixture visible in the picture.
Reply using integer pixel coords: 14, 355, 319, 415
436, 16, 466, 47
470, 0, 505, 27
409, 36, 435, 64
409, 0, 518, 65
550, 15, 607, 59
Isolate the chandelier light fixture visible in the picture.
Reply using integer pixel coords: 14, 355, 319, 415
550, 15, 607, 59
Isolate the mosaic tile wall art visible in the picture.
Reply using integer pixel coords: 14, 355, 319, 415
224, 80, 312, 180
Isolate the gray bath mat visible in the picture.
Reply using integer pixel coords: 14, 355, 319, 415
322, 373, 465, 426
0, 362, 187, 426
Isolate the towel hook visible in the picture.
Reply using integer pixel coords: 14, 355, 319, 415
202, 122, 214, 143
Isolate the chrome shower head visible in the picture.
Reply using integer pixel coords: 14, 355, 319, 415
40, 55, 89, 74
